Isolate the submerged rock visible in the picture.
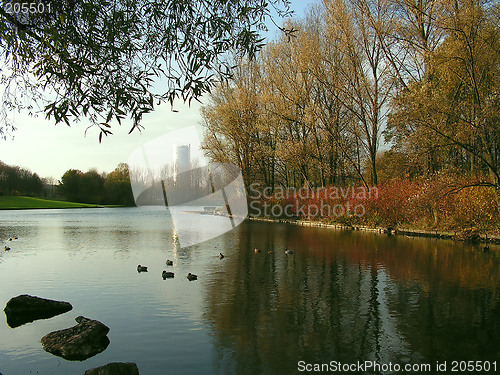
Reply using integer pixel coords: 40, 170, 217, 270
41, 316, 110, 361
84, 362, 140, 375
4, 294, 73, 328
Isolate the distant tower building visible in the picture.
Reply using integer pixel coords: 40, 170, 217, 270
173, 144, 190, 181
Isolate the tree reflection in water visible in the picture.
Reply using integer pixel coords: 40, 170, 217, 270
204, 221, 500, 374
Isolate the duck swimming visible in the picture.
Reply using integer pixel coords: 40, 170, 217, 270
162, 270, 175, 279
137, 265, 148, 272
187, 272, 198, 281
218, 253, 224, 259
284, 249, 294, 255
166, 259, 173, 266
4, 246, 10, 251
254, 248, 261, 253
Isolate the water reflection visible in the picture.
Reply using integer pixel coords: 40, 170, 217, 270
204, 221, 500, 374
1, 210, 499, 374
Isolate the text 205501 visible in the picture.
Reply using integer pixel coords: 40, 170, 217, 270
4, 2, 52, 15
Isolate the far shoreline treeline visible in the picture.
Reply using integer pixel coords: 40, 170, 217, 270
0, 161, 135, 207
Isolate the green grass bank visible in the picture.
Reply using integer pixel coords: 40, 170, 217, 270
0, 196, 104, 210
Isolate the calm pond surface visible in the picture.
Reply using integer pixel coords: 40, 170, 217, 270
0, 207, 499, 375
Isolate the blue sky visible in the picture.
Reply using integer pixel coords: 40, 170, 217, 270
0, 0, 314, 180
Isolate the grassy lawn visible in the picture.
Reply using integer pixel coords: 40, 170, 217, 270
0, 196, 104, 210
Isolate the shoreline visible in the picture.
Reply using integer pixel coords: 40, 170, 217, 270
0, 196, 126, 210
247, 217, 500, 245
0, 205, 114, 211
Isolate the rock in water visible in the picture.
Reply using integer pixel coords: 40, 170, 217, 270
41, 316, 110, 361
4, 294, 73, 328
84, 362, 140, 375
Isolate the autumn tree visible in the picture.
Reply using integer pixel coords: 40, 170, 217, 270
201, 59, 267, 188
321, 0, 394, 185
202, 2, 388, 189
387, 0, 500, 206
262, 25, 318, 188
59, 169, 84, 202
80, 169, 104, 203
104, 163, 135, 206
0, 161, 43, 196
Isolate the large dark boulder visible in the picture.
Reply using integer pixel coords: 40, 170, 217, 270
4, 294, 73, 328
84, 362, 140, 375
41, 316, 110, 361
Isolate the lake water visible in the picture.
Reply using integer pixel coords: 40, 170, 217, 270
0, 207, 499, 374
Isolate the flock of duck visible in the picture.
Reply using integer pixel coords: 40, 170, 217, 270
136, 252, 228, 280
136, 248, 294, 281
136, 260, 200, 281
253, 248, 294, 255
3, 236, 18, 251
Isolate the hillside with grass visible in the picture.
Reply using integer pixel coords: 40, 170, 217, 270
0, 196, 103, 210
